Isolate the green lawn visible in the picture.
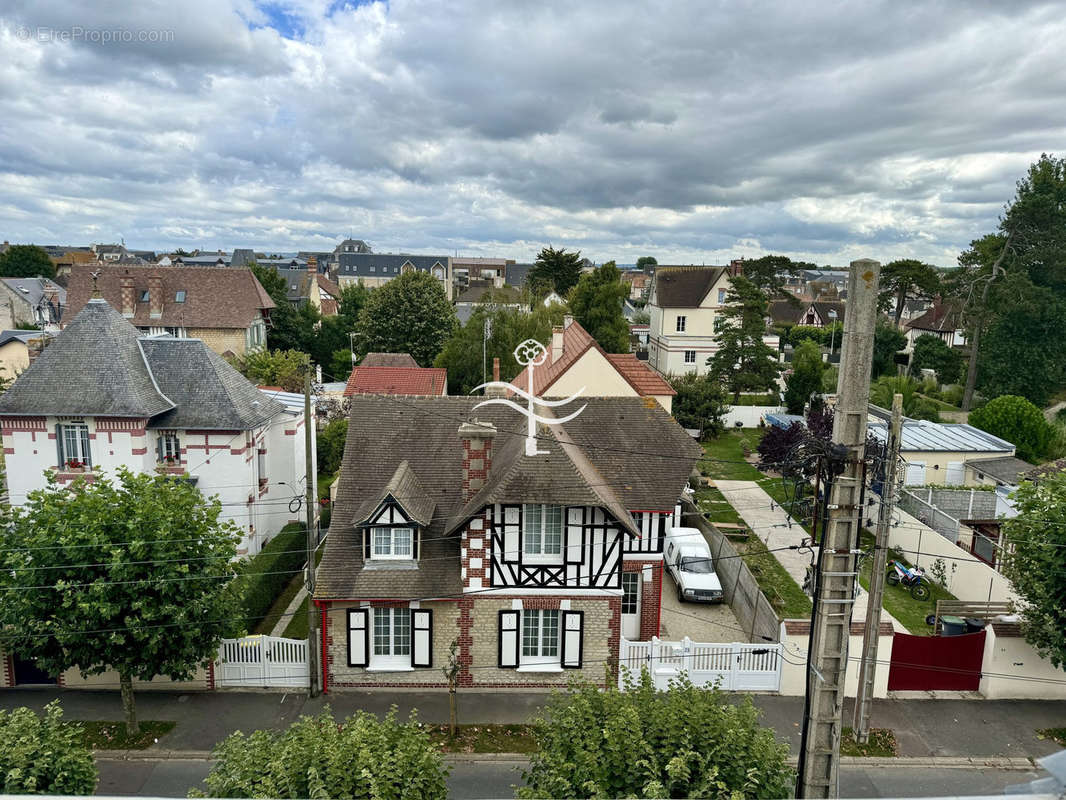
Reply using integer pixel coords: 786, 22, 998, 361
282, 595, 310, 639
734, 536, 812, 618
857, 531, 957, 635
74, 720, 176, 750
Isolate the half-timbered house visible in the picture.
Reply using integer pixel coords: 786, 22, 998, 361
314, 395, 701, 690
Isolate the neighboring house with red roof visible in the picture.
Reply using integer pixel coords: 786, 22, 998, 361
512, 317, 676, 412
64, 264, 274, 358
904, 299, 966, 349
344, 365, 448, 396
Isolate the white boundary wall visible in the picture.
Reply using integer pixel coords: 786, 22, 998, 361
723, 405, 783, 429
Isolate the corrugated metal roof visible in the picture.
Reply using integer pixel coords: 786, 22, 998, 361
868, 420, 1014, 453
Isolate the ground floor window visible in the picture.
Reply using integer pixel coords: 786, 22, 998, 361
621, 573, 640, 615
684, 350, 696, 364
522, 609, 560, 664
58, 422, 91, 468
373, 608, 410, 666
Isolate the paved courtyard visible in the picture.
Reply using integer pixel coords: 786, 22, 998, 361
659, 570, 747, 641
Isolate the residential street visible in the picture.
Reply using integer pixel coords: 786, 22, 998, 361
95, 756, 1051, 798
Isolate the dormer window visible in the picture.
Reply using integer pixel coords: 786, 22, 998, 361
372, 527, 413, 560
140, 289, 150, 302
175, 290, 186, 303
522, 504, 563, 563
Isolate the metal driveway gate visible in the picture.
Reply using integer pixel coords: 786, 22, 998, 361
619, 636, 782, 692
216, 635, 309, 688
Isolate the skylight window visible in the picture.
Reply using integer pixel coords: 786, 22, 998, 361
175, 290, 186, 303
140, 289, 150, 302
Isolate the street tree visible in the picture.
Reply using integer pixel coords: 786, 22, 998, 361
357, 270, 457, 366
669, 372, 728, 439
0, 244, 56, 279
871, 321, 907, 377
197, 708, 449, 799
1002, 471, 1066, 669
740, 254, 814, 299
519, 674, 792, 799
783, 339, 825, 414
968, 394, 1054, 463
0, 703, 97, 794
229, 348, 306, 392
568, 260, 630, 353
878, 259, 941, 326
527, 245, 583, 296
705, 275, 781, 403
0, 470, 241, 734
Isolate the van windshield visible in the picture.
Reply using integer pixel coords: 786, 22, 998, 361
680, 556, 713, 574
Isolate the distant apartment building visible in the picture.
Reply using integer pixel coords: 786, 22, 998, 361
334, 253, 452, 300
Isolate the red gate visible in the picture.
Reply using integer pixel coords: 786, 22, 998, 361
887, 631, 985, 691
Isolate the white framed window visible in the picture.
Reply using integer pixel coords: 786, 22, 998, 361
522, 504, 563, 563
521, 609, 560, 664
157, 431, 180, 463
621, 573, 639, 615
718, 288, 727, 304
372, 607, 411, 668
372, 527, 414, 560
676, 315, 687, 332
684, 350, 696, 364
58, 421, 91, 468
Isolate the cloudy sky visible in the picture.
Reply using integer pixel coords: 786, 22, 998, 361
0, 1, 1063, 266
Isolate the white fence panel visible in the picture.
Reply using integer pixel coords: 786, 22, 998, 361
619, 637, 781, 692
216, 635, 309, 688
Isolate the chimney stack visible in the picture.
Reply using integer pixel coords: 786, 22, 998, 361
148, 274, 163, 318
120, 275, 135, 317
27, 336, 47, 365
551, 325, 565, 364
459, 418, 496, 501
493, 357, 500, 382
307, 255, 318, 275
484, 357, 507, 398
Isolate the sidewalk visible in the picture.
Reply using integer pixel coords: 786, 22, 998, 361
3, 688, 1064, 759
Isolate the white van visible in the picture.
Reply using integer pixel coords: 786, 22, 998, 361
664, 527, 724, 603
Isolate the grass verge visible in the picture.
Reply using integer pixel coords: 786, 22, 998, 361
426, 724, 537, 753
734, 536, 812, 618
840, 727, 898, 757
74, 720, 176, 750
857, 531, 957, 635
1037, 727, 1066, 747
282, 595, 310, 639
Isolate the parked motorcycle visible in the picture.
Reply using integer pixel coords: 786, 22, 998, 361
886, 560, 930, 600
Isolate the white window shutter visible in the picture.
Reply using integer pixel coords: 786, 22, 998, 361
498, 610, 519, 668
565, 508, 583, 564
347, 609, 369, 667
411, 610, 432, 668
561, 610, 583, 669
503, 505, 520, 563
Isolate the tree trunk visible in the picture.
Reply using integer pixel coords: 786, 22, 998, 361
448, 686, 458, 738
893, 290, 906, 327
961, 319, 982, 412
120, 673, 139, 736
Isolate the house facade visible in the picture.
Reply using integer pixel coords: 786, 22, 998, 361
904, 300, 966, 349
314, 395, 700, 690
0, 299, 313, 556
334, 253, 452, 300
0, 277, 66, 331
64, 264, 273, 357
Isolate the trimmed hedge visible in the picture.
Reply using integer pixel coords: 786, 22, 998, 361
236, 523, 308, 633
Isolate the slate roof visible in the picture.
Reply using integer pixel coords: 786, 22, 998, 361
351, 460, 436, 527
0, 299, 282, 430
0, 277, 66, 322
315, 395, 700, 599
651, 266, 727, 308
335, 253, 448, 279
65, 265, 274, 330
0, 329, 50, 347
967, 456, 1033, 485
230, 249, 256, 267
343, 366, 448, 396
362, 352, 418, 368
505, 263, 532, 287
906, 300, 961, 333
1023, 458, 1066, 482
455, 284, 522, 304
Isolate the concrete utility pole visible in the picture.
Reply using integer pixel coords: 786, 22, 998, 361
797, 259, 881, 798
852, 392, 903, 743
304, 360, 321, 698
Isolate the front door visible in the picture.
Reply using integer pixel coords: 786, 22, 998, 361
621, 572, 641, 640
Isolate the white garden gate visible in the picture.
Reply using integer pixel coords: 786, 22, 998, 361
619, 637, 782, 692
215, 635, 309, 688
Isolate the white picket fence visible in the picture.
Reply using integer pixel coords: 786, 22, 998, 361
619, 637, 782, 692
215, 635, 309, 688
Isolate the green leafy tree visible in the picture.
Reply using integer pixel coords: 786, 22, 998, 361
1002, 471, 1066, 668
518, 674, 793, 799
435, 303, 566, 395
197, 708, 449, 799
329, 348, 354, 382
528, 245, 583, 297
631, 308, 650, 325
317, 417, 349, 477
740, 254, 813, 299
784, 339, 825, 414
250, 262, 286, 302
229, 348, 306, 392
0, 470, 241, 734
869, 375, 940, 422
706, 275, 781, 403
879, 259, 941, 325
636, 256, 657, 272
787, 325, 825, 347
0, 703, 97, 794
357, 271, 457, 367
871, 321, 907, 377
968, 394, 1052, 462
669, 373, 728, 439
0, 244, 56, 279
568, 261, 630, 353
910, 333, 962, 385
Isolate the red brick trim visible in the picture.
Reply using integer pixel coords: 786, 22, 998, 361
1, 416, 47, 434
457, 597, 474, 687
206, 659, 215, 690
3, 655, 13, 688
320, 602, 330, 694
607, 597, 621, 681
95, 418, 148, 432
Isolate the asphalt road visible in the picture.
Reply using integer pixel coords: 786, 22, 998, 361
95, 758, 1047, 798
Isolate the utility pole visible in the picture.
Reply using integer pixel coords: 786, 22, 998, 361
304, 359, 321, 698
852, 392, 902, 742
796, 259, 881, 798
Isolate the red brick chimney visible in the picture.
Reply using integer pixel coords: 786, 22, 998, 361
459, 419, 496, 501
148, 274, 163, 318
119, 275, 135, 317
493, 358, 500, 382
27, 336, 47, 365
307, 255, 318, 275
